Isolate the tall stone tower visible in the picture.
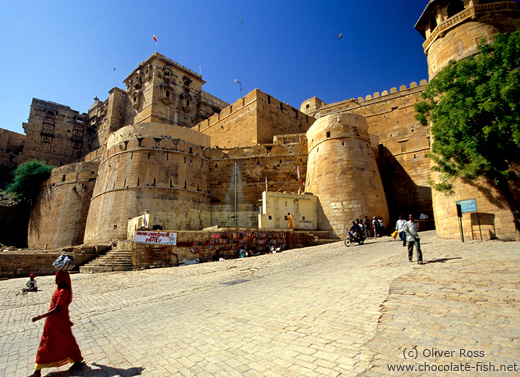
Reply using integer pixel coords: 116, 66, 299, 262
416, 0, 520, 240
305, 113, 389, 238
416, 0, 520, 80
123, 53, 207, 128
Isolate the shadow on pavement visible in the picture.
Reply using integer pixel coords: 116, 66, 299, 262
44, 363, 144, 376
423, 257, 462, 265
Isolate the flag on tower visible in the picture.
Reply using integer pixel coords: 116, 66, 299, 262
153, 35, 157, 42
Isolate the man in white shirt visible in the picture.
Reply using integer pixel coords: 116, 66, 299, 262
395, 215, 407, 247
405, 214, 423, 264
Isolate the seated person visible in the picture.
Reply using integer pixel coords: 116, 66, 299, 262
19, 274, 38, 295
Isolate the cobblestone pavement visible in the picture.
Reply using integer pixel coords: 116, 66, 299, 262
1, 231, 518, 377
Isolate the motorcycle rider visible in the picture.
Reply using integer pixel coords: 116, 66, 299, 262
349, 221, 364, 242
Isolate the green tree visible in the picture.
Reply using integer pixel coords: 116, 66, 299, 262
5, 160, 54, 205
415, 30, 520, 236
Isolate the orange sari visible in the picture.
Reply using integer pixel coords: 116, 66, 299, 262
35, 271, 83, 371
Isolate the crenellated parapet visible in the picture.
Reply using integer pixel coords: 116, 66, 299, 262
193, 89, 315, 148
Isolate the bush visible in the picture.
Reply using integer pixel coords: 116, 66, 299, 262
6, 160, 54, 205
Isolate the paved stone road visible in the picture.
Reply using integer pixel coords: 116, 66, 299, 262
1, 231, 518, 376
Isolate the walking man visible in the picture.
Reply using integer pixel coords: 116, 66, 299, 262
395, 215, 407, 247
405, 214, 423, 264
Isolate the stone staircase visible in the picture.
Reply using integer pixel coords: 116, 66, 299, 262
79, 247, 133, 274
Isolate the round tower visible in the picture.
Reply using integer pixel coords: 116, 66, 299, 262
28, 160, 99, 249
305, 113, 389, 238
416, 0, 520, 240
83, 122, 211, 244
416, 0, 520, 79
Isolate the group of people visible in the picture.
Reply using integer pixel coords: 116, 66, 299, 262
349, 216, 386, 239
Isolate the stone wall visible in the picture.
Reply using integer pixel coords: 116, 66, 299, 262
0, 246, 99, 278
432, 173, 520, 241
0, 129, 25, 188
132, 229, 315, 270
194, 89, 315, 148
258, 191, 318, 230
84, 123, 212, 244
301, 81, 432, 222
28, 160, 99, 249
306, 113, 389, 238
207, 141, 308, 228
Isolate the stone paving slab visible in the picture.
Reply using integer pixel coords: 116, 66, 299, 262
0, 231, 518, 376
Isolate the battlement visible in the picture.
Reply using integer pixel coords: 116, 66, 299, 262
195, 89, 311, 134
324, 80, 428, 110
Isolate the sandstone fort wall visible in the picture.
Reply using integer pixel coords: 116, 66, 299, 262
0, 129, 24, 188
207, 141, 308, 228
302, 81, 432, 221
306, 113, 389, 238
194, 89, 314, 148
28, 160, 99, 249
84, 123, 212, 244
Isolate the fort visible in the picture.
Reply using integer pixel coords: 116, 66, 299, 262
0, 1, 519, 276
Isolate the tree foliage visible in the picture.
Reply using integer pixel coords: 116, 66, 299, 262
415, 30, 520, 234
5, 160, 54, 205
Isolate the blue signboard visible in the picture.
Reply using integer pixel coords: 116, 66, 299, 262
456, 199, 477, 213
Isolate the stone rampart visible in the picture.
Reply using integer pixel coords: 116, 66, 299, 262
303, 81, 432, 221
306, 113, 389, 238
194, 89, 314, 147
84, 123, 211, 244
28, 160, 99, 249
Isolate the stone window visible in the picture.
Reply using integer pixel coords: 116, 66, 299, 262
72, 141, 81, 149
42, 135, 52, 143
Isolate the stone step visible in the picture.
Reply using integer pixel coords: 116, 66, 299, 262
79, 249, 133, 274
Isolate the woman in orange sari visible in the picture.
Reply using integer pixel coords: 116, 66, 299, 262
29, 270, 84, 376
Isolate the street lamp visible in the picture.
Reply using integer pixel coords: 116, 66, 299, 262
234, 79, 242, 98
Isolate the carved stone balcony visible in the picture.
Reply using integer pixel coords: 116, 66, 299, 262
422, 1, 520, 52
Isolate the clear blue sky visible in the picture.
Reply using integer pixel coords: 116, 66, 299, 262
0, 0, 429, 134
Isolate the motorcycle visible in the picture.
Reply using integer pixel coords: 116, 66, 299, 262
344, 230, 365, 247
